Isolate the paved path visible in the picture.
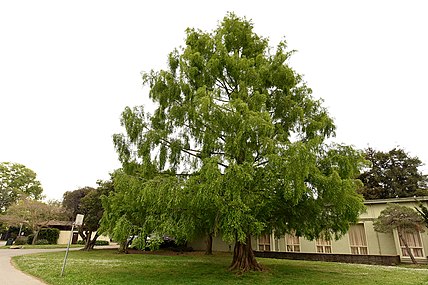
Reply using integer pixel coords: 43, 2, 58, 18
0, 243, 118, 285
0, 247, 73, 285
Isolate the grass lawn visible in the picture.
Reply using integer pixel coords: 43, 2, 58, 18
12, 249, 428, 285
1, 244, 84, 249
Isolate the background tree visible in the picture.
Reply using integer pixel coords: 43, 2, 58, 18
111, 13, 366, 271
0, 198, 64, 244
62, 187, 92, 219
63, 181, 113, 250
374, 204, 424, 264
0, 162, 43, 213
358, 148, 428, 199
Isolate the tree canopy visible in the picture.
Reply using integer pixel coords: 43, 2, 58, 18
374, 204, 424, 264
109, 13, 366, 271
0, 198, 64, 244
0, 162, 43, 213
358, 148, 428, 199
63, 181, 113, 250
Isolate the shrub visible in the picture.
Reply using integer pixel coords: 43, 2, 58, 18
77, 239, 109, 246
147, 236, 163, 251
96, 240, 110, 246
131, 236, 146, 250
37, 228, 60, 244
14, 236, 27, 245
27, 234, 35, 244
35, 239, 49, 245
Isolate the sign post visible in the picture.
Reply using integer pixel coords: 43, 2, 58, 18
61, 214, 84, 277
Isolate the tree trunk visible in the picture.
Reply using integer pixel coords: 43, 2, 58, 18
84, 230, 93, 250
85, 232, 99, 250
205, 232, 213, 255
118, 240, 128, 254
398, 232, 417, 264
31, 227, 40, 245
229, 235, 263, 272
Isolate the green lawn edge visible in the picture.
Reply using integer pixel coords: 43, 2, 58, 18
12, 250, 428, 285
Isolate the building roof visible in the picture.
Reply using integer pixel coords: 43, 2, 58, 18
364, 196, 428, 205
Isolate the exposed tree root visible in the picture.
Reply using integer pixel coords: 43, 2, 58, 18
229, 235, 263, 273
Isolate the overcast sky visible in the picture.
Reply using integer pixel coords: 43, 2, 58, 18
1, 0, 427, 200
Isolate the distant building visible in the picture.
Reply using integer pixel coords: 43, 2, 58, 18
188, 197, 428, 263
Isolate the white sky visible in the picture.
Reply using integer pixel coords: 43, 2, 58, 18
1, 0, 427, 200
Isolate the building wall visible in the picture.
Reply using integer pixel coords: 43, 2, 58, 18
58, 231, 71, 244
56, 230, 110, 244
188, 197, 428, 263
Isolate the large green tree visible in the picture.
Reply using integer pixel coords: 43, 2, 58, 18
0, 162, 44, 213
358, 148, 428, 199
374, 204, 424, 264
63, 181, 113, 250
112, 13, 366, 271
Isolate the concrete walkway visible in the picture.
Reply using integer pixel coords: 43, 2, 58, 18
0, 247, 72, 285
0, 243, 118, 285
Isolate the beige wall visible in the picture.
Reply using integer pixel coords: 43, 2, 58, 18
189, 197, 428, 263
56, 230, 110, 244
58, 231, 71, 245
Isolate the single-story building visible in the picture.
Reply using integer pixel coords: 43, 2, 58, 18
42, 220, 110, 244
188, 196, 428, 263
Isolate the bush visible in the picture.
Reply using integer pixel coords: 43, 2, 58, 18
96, 240, 109, 246
77, 239, 109, 246
147, 236, 163, 251
35, 239, 49, 245
14, 236, 27, 245
37, 228, 60, 244
27, 234, 35, 244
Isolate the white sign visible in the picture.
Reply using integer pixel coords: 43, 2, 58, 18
75, 214, 84, 226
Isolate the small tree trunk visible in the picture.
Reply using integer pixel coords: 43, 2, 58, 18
88, 232, 100, 250
205, 232, 213, 255
32, 227, 40, 245
118, 240, 128, 253
229, 235, 263, 272
84, 230, 93, 250
398, 232, 417, 264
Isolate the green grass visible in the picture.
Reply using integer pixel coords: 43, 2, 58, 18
1, 244, 83, 249
12, 249, 428, 285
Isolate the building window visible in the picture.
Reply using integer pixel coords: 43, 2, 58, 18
398, 229, 424, 258
258, 234, 271, 251
285, 233, 300, 252
316, 237, 332, 253
349, 224, 368, 255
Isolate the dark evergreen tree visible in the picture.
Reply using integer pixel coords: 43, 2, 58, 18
358, 148, 428, 199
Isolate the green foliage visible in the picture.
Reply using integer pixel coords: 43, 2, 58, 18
0, 198, 64, 234
147, 235, 163, 251
35, 239, 49, 245
37, 228, 60, 244
14, 236, 27, 245
358, 148, 428, 199
130, 235, 146, 250
62, 187, 93, 220
108, 13, 366, 263
27, 234, 34, 244
77, 240, 109, 246
374, 204, 424, 234
0, 162, 44, 213
63, 180, 114, 250
415, 202, 428, 226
